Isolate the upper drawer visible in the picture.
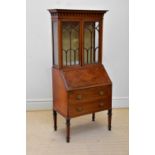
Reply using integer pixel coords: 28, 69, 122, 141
69, 85, 111, 103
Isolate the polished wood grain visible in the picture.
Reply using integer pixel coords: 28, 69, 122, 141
62, 65, 111, 90
69, 98, 111, 117
69, 85, 110, 104
52, 68, 68, 117
49, 9, 112, 142
48, 9, 108, 20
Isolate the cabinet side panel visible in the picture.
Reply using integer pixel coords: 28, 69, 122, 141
52, 68, 68, 117
109, 84, 112, 109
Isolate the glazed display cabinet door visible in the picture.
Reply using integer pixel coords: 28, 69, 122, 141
83, 21, 100, 64
62, 22, 80, 66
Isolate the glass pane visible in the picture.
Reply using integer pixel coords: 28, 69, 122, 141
52, 21, 58, 65
84, 21, 99, 64
62, 22, 80, 66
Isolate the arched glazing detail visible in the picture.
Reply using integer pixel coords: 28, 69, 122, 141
84, 21, 99, 64
62, 22, 80, 66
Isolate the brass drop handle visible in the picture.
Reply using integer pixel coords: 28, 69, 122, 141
99, 102, 104, 107
99, 90, 104, 96
76, 94, 82, 100
76, 107, 83, 112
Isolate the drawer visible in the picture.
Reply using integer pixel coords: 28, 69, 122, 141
69, 98, 111, 117
69, 86, 110, 103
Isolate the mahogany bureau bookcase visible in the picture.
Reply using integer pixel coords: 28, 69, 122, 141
48, 9, 112, 143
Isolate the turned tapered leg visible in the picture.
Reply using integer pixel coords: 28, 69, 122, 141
92, 113, 95, 121
53, 110, 57, 131
66, 118, 70, 143
108, 109, 112, 130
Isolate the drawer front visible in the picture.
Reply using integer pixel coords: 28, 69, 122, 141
69, 86, 110, 103
69, 98, 111, 117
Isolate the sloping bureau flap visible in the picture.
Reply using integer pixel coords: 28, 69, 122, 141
61, 65, 112, 91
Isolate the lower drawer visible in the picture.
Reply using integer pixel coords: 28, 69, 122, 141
69, 98, 111, 117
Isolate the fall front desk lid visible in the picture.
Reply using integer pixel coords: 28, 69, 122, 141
61, 65, 112, 91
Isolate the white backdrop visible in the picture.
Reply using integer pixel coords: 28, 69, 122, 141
26, 0, 129, 110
